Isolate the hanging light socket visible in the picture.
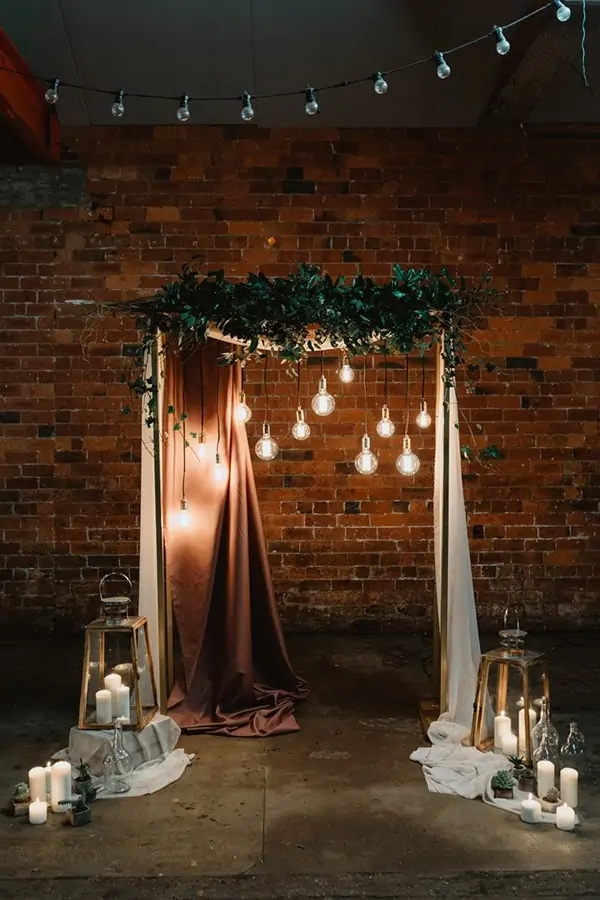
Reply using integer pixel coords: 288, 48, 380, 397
416, 400, 432, 429
255, 422, 279, 461
434, 51, 451, 79
235, 390, 252, 423
376, 404, 395, 438
44, 78, 60, 105
214, 451, 227, 483
311, 375, 335, 416
111, 89, 126, 117
355, 434, 379, 475
396, 435, 421, 476
197, 432, 207, 459
292, 407, 311, 441
338, 354, 355, 384
176, 93, 191, 122
241, 91, 255, 121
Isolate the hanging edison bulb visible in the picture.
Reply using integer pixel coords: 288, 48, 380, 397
396, 436, 420, 476
255, 423, 279, 461
197, 432, 207, 460
235, 390, 252, 423
416, 400, 432, 429
311, 376, 335, 416
338, 354, 355, 384
376, 404, 395, 438
355, 434, 378, 475
177, 498, 190, 527
292, 408, 311, 441
214, 452, 227, 483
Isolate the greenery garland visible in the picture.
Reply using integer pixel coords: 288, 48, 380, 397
112, 263, 495, 409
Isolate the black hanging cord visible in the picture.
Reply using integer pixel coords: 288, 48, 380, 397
241, 362, 245, 393
363, 354, 368, 434
404, 355, 410, 436
421, 353, 426, 402
264, 353, 269, 421
383, 341, 389, 406
199, 346, 205, 436
297, 359, 302, 408
320, 350, 324, 378
181, 377, 187, 498
216, 364, 221, 456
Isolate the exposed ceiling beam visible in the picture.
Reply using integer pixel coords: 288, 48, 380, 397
480, 9, 586, 123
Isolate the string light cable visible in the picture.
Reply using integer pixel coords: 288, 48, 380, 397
2, 3, 576, 121
255, 354, 279, 460
355, 353, 378, 475
396, 355, 420, 477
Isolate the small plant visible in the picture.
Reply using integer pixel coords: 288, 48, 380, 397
491, 770, 515, 798
75, 759, 92, 781
60, 794, 91, 826
508, 755, 525, 768
543, 787, 560, 804
12, 782, 30, 802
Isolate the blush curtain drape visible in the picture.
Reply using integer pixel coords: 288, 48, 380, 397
164, 340, 307, 736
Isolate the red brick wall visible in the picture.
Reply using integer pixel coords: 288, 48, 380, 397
0, 125, 599, 632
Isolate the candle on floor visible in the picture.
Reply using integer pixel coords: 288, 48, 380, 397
518, 705, 537, 754
502, 732, 518, 757
104, 672, 122, 706
520, 793, 541, 824
536, 760, 555, 799
28, 797, 47, 825
28, 766, 46, 805
560, 767, 578, 808
494, 711, 511, 749
556, 803, 576, 831
50, 761, 72, 813
96, 689, 112, 725
44, 761, 52, 797
115, 684, 130, 721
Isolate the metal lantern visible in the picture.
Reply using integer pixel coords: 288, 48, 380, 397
99, 571, 133, 625
78, 615, 158, 732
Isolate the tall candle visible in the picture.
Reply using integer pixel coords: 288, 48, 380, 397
494, 711, 511, 749
115, 684, 130, 720
96, 689, 112, 725
518, 706, 537, 754
28, 797, 47, 825
556, 803, 575, 831
537, 760, 555, 798
560, 767, 578, 808
104, 672, 122, 706
520, 793, 541, 824
113, 663, 134, 689
28, 766, 46, 804
50, 761, 71, 813
502, 733, 518, 757
44, 761, 52, 797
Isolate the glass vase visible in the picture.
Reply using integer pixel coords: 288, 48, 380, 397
561, 721, 585, 775
533, 733, 560, 771
532, 697, 559, 750
103, 718, 134, 794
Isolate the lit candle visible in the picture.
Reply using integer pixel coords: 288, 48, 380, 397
520, 793, 541, 824
44, 761, 52, 797
28, 766, 46, 804
113, 663, 134, 689
96, 689, 112, 725
494, 711, 511, 749
502, 733, 518, 757
560, 767, 578, 808
28, 797, 47, 825
115, 684, 130, 720
518, 705, 537, 755
50, 761, 72, 813
104, 672, 122, 707
536, 760, 555, 799
556, 803, 576, 831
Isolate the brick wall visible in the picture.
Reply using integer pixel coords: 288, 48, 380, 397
0, 125, 599, 633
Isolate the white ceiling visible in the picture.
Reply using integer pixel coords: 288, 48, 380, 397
2, 0, 598, 127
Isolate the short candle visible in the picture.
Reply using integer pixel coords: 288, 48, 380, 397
502, 732, 518, 757
556, 803, 576, 832
115, 684, 130, 720
104, 672, 122, 706
494, 711, 511, 749
96, 688, 112, 725
560, 767, 578, 808
520, 793, 541, 824
28, 797, 47, 825
536, 760, 555, 799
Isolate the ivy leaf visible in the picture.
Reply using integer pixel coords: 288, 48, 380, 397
480, 444, 502, 460
121, 405, 131, 415
173, 423, 181, 432
167, 405, 175, 415
461, 445, 472, 460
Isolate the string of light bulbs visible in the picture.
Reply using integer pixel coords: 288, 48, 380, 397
255, 354, 280, 461
355, 354, 379, 475
4, 2, 574, 123
376, 343, 395, 439
397, 357, 421, 476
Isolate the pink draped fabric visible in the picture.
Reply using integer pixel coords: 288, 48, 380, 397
164, 341, 307, 735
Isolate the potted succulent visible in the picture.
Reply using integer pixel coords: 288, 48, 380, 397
60, 793, 92, 827
11, 782, 31, 817
74, 759, 96, 802
508, 755, 527, 777
491, 769, 515, 800
540, 786, 561, 814
507, 755, 536, 793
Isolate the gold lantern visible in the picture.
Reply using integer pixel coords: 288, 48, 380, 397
78, 615, 158, 731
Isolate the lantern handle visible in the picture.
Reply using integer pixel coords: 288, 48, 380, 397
503, 607, 521, 633
99, 571, 133, 600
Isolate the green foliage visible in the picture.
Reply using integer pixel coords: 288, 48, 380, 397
75, 759, 92, 781
480, 444, 502, 461
508, 755, 525, 769
491, 770, 515, 791
12, 782, 30, 802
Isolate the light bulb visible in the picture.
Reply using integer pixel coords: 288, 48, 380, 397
338, 355, 355, 384
376, 404, 395, 438
177, 498, 190, 527
197, 432, 207, 460
416, 400, 432, 429
111, 90, 125, 118
434, 51, 451, 80
241, 91, 254, 122
396, 436, 420, 477
45, 79, 60, 105
355, 434, 378, 476
553, 0, 571, 22
255, 423, 279, 461
373, 72, 388, 95
493, 26, 510, 56
304, 87, 319, 116
214, 452, 227, 483
292, 408, 311, 441
311, 375, 335, 416
235, 390, 252, 424
176, 94, 191, 122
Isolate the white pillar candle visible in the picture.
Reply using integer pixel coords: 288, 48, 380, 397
28, 766, 46, 804
556, 803, 576, 831
44, 761, 52, 796
494, 711, 511, 749
502, 732, 518, 757
115, 684, 130, 721
560, 767, 578, 808
28, 797, 47, 825
50, 761, 72, 813
96, 688, 113, 725
536, 760, 555, 799
518, 706, 537, 754
104, 672, 122, 706
520, 793, 541, 824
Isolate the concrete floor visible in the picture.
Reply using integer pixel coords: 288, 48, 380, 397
1, 631, 599, 897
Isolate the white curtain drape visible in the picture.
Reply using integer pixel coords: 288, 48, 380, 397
433, 347, 481, 728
